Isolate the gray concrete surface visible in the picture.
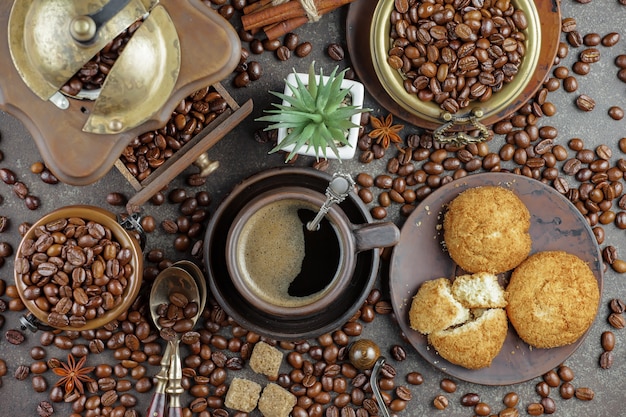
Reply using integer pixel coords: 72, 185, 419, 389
1, 1, 626, 416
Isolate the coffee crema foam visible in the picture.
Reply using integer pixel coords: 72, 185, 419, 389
237, 199, 326, 307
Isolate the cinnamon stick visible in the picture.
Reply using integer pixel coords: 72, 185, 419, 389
241, 0, 355, 32
263, 16, 309, 40
242, 0, 273, 15
262, 4, 349, 40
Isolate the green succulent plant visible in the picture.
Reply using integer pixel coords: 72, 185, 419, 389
257, 62, 371, 161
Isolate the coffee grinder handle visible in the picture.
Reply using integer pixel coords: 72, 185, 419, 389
352, 222, 400, 253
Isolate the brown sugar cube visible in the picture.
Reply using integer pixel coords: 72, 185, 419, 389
249, 341, 283, 378
224, 377, 262, 413
258, 383, 297, 417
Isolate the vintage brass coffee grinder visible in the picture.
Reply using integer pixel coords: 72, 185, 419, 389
0, 0, 241, 185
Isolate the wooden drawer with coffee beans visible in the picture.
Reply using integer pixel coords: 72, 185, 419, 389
115, 82, 253, 212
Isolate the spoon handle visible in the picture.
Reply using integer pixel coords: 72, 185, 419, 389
145, 392, 167, 417
145, 341, 173, 417
370, 357, 392, 417
166, 339, 185, 417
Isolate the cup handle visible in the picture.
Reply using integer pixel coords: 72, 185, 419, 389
352, 222, 400, 253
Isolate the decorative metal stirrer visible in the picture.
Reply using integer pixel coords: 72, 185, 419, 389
306, 172, 355, 231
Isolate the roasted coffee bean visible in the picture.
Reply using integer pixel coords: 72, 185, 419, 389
600, 350, 614, 369
503, 392, 519, 408
440, 378, 456, 393
560, 382, 575, 399
32, 375, 47, 392
536, 381, 550, 397
374, 300, 393, 315
39, 168, 59, 184
608, 312, 626, 328
37, 401, 54, 417
25, 195, 40, 210
541, 397, 556, 414
576, 94, 596, 111
262, 38, 281, 52
433, 395, 448, 410
356, 173, 374, 187
573, 61, 590, 75
499, 407, 520, 417
295, 42, 312, 57
0, 168, 16, 184
14, 364, 29, 380
602, 32, 620, 47
474, 402, 491, 416
609, 106, 624, 120
557, 365, 575, 382
283, 32, 299, 50
527, 403, 544, 416
575, 387, 594, 401
602, 331, 616, 351
13, 181, 28, 199
233, 71, 250, 87
327, 43, 345, 61
276, 46, 291, 61
563, 76, 578, 92
460, 393, 480, 407
406, 372, 423, 385
583, 32, 601, 46
603, 246, 618, 264
390, 345, 406, 361
6, 329, 25, 345
543, 370, 560, 387
106, 192, 126, 206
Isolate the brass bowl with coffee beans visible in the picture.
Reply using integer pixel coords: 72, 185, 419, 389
14, 206, 143, 331
370, 0, 542, 139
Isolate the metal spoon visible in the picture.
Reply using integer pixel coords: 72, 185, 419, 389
146, 267, 202, 417
306, 172, 355, 231
172, 261, 207, 315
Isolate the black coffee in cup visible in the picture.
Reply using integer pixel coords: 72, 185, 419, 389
235, 199, 341, 307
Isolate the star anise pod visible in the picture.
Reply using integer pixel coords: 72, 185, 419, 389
52, 354, 95, 396
368, 113, 404, 149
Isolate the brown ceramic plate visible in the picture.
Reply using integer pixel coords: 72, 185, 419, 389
346, 0, 561, 131
389, 173, 603, 385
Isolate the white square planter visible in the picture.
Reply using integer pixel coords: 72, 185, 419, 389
276, 73, 365, 160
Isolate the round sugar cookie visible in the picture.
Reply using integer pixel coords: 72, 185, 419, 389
443, 186, 531, 274
506, 251, 600, 349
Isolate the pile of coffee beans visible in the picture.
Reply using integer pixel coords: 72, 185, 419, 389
61, 20, 143, 95
386, 0, 528, 113
4, 266, 413, 417
154, 291, 199, 338
14, 217, 134, 328
118, 86, 231, 182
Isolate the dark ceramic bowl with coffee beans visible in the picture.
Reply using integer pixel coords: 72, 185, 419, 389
369, 0, 549, 131
14, 205, 143, 331
204, 167, 381, 341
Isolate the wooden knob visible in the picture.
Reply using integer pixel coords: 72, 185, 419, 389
348, 339, 381, 370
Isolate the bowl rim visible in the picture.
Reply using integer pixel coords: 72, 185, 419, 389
14, 205, 143, 331
370, 0, 542, 124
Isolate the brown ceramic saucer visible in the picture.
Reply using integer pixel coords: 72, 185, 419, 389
346, 0, 561, 131
203, 167, 381, 341
389, 172, 603, 385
